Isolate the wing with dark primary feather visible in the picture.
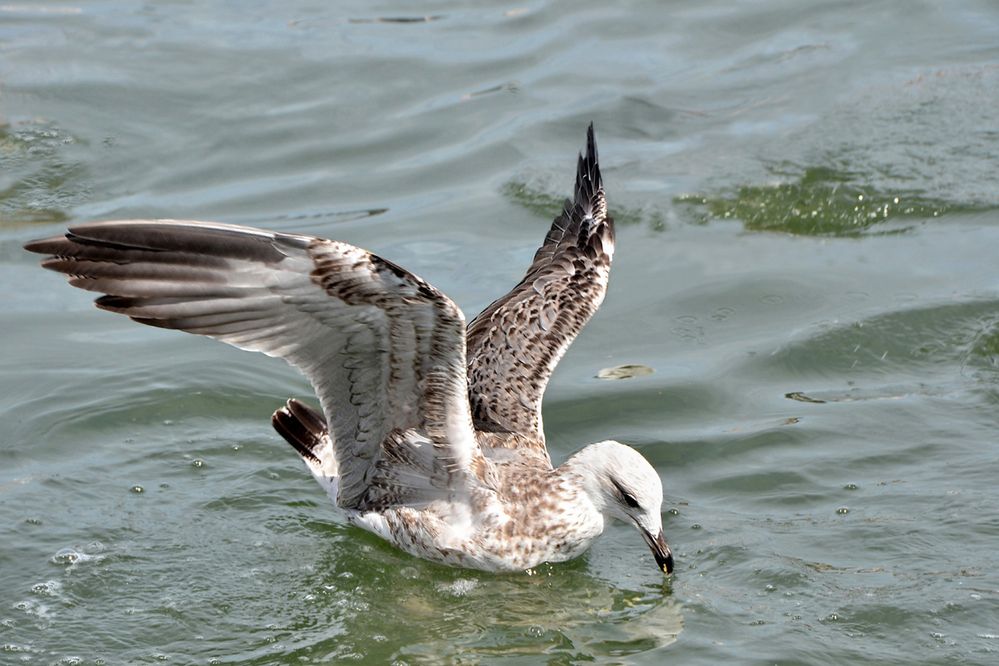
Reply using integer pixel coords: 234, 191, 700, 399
465, 124, 614, 451
24, 220, 478, 509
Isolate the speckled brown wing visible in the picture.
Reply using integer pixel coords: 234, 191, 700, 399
25, 220, 478, 509
465, 124, 614, 450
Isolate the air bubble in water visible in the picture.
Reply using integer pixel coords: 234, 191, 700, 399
31, 580, 62, 597
52, 548, 81, 565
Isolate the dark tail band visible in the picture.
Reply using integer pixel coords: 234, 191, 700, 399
271, 398, 327, 462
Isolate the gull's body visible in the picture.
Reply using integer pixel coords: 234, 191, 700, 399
26, 125, 673, 574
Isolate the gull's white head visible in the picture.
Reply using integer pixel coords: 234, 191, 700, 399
568, 440, 673, 574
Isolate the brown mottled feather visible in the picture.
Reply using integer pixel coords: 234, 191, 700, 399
465, 123, 614, 450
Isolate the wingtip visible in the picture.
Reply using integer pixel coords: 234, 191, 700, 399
582, 122, 598, 170
23, 235, 65, 255
574, 122, 602, 207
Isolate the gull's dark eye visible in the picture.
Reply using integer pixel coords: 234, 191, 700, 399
612, 480, 641, 509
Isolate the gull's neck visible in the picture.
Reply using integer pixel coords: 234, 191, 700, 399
555, 444, 614, 523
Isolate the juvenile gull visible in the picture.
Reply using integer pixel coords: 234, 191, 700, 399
25, 125, 673, 574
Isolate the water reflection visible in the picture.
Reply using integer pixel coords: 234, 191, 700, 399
272, 523, 684, 662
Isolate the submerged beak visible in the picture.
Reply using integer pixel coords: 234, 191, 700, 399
644, 529, 674, 575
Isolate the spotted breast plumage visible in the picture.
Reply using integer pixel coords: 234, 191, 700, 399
25, 124, 673, 574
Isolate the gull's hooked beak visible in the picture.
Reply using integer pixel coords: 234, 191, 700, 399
644, 529, 674, 575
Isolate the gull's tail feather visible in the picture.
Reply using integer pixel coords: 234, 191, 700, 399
272, 398, 339, 500
272, 398, 328, 463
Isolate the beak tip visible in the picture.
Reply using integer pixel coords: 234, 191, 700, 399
649, 529, 673, 575
657, 551, 674, 575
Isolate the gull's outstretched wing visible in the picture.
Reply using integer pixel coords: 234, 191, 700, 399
25, 220, 477, 509
466, 124, 614, 450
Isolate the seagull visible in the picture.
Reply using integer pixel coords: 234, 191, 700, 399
25, 124, 673, 574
